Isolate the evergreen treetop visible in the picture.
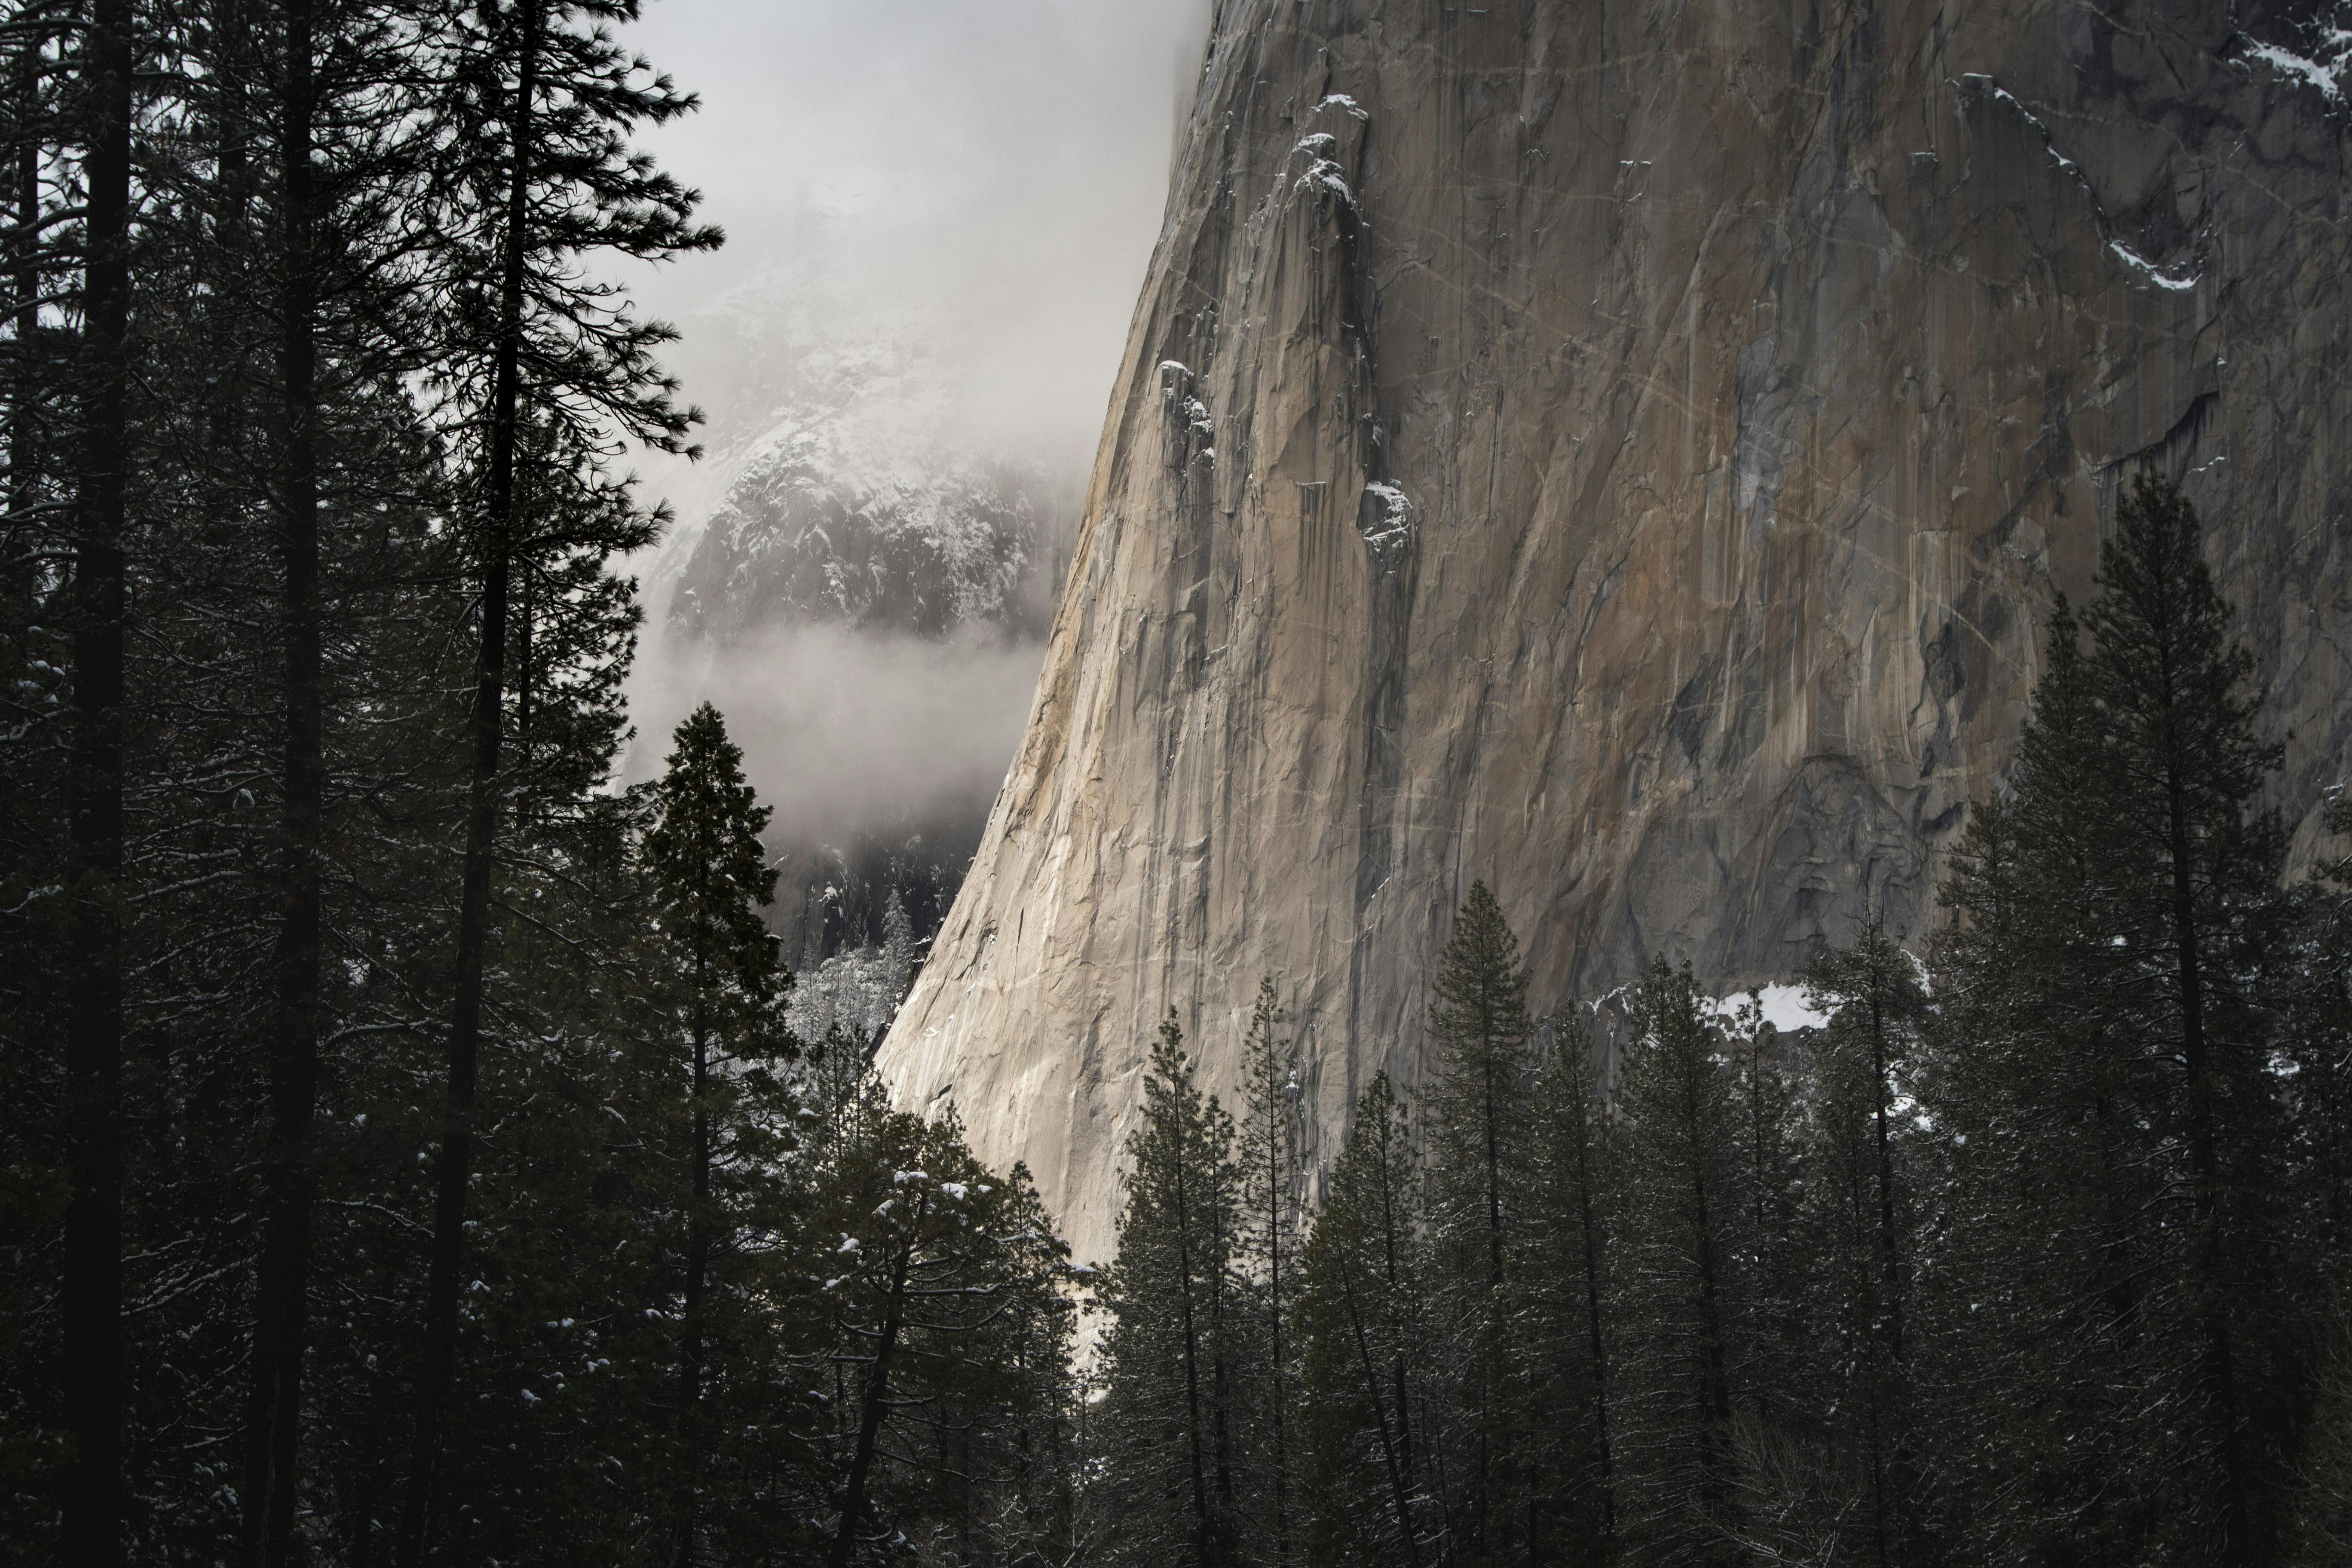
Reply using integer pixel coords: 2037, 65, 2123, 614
643, 700, 783, 1026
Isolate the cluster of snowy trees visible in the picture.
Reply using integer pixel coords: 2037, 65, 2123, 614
4, 2, 2348, 1563
1090, 477, 2352, 1568
0, 4, 1084, 1565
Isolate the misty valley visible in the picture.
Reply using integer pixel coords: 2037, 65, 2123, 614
5, 3, 2351, 1568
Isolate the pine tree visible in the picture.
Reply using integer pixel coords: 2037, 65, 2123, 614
1611, 956, 1742, 1566
2282, 789, 2352, 1297
238, 3, 327, 1554
2288, 1293, 2352, 1565
1715, 988, 1808, 1547
880, 884, 915, 1017
1292, 1071, 1431, 1568
1795, 916, 1925, 1565
398, 3, 716, 1555
642, 700, 788, 1562
1095, 1012, 1250, 1568
1421, 880, 1535, 1562
800, 1099, 1073, 1568
61, 4, 135, 1560
1929, 472, 2300, 1562
1518, 1010, 1617, 1562
1235, 976, 1302, 1564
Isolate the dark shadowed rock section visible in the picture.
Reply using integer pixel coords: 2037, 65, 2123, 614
879, 0, 2352, 1265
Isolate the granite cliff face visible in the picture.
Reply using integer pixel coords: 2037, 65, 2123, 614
878, 0, 2352, 1265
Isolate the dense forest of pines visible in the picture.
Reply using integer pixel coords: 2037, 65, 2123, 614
3, 4, 2349, 1568
1088, 479, 2352, 1568
0, 3, 1077, 1564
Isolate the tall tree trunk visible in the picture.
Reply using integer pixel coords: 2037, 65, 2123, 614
1687, 1057, 1733, 1528
674, 941, 709, 1568
1866, 945, 1903, 1568
2163, 645, 2247, 1559
1377, 1144, 1414, 1490
1262, 1072, 1289, 1563
1574, 1084, 1614, 1541
828, 1191, 927, 1568
398, 5, 539, 1562
7, 24, 40, 623
239, 1, 320, 1559
1171, 1123, 1217, 1566
63, 3, 132, 1565
1341, 1266, 1421, 1568
1479, 1052, 1501, 1555
1868, 954, 1902, 1360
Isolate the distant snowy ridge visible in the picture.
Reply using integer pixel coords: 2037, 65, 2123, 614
657, 337, 1070, 646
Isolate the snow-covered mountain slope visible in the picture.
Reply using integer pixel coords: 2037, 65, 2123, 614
633, 331, 1081, 991
660, 340, 1069, 646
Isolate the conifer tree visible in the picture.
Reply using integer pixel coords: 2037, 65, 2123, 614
399, 3, 716, 1555
1293, 1071, 1430, 1568
1425, 882, 1532, 1292
1095, 1013, 1250, 1568
1235, 976, 1302, 1563
881, 884, 915, 1011
1930, 472, 2297, 1562
800, 1098, 1073, 1567
2285, 789, 2352, 1276
1519, 1010, 1617, 1561
2081, 472, 2288, 1556
642, 701, 788, 1563
1718, 993, 1802, 1442
2288, 1294, 2352, 1565
1612, 956, 1743, 1565
1421, 881, 1535, 1559
1796, 916, 1925, 1565
60, 3, 135, 1560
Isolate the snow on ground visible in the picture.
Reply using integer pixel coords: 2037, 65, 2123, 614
1705, 983, 1831, 1034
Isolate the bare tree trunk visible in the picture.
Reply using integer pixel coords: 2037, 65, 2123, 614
398, 5, 539, 1561
238, 2, 321, 1559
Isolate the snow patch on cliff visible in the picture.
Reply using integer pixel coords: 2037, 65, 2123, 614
2108, 240, 2198, 291
2240, 24, 2350, 102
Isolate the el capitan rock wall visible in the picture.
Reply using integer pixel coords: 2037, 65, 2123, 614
879, 0, 2351, 1265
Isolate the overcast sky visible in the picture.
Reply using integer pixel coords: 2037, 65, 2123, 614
615, 0, 1210, 476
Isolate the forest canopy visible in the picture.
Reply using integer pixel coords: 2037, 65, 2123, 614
1, 2, 2348, 1567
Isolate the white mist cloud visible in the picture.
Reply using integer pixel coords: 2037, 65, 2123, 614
629, 624, 1046, 845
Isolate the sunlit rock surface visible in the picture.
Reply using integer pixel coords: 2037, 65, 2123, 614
879, 0, 2352, 1266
